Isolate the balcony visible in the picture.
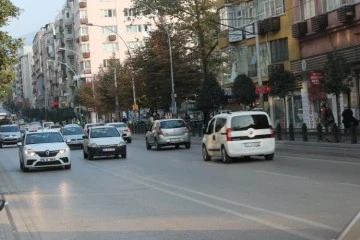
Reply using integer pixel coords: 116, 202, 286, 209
64, 17, 73, 27
337, 4, 355, 23
79, 1, 87, 8
82, 52, 90, 58
292, 21, 307, 39
108, 35, 117, 41
81, 35, 89, 42
311, 14, 328, 33
263, 16, 280, 33
80, 18, 88, 25
268, 63, 284, 77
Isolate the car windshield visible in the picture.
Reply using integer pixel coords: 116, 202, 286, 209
25, 132, 64, 144
231, 115, 270, 131
160, 120, 186, 129
108, 123, 127, 128
0, 126, 19, 132
63, 127, 84, 135
90, 127, 120, 138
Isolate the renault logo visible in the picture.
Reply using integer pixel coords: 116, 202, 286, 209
45, 150, 50, 156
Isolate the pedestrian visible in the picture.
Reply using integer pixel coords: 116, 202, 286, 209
342, 104, 353, 133
320, 102, 335, 141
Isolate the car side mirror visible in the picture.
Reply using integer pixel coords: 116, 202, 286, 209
17, 142, 22, 147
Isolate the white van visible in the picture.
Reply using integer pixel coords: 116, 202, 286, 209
42, 121, 54, 129
202, 111, 275, 163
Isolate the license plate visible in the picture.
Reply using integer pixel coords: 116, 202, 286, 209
170, 138, 179, 142
244, 142, 260, 148
40, 158, 55, 162
103, 148, 115, 152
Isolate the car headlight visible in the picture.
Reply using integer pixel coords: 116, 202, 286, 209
117, 141, 126, 146
59, 147, 70, 154
90, 143, 98, 148
24, 149, 36, 156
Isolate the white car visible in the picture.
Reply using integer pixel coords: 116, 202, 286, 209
83, 126, 127, 160
105, 122, 132, 143
202, 111, 275, 163
18, 129, 71, 172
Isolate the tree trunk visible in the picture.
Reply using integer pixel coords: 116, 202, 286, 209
336, 94, 341, 128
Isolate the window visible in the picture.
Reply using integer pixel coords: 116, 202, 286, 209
215, 118, 227, 132
270, 38, 288, 63
102, 43, 119, 52
102, 26, 117, 35
144, 24, 152, 32
324, 0, 341, 12
127, 41, 145, 50
301, 0, 315, 20
102, 59, 120, 67
207, 118, 215, 134
219, 7, 228, 31
124, 8, 139, 17
80, 27, 88, 35
126, 25, 142, 33
66, 26, 72, 34
82, 60, 91, 70
80, 10, 87, 19
102, 9, 116, 17
81, 44, 90, 53
231, 115, 270, 130
258, 0, 284, 19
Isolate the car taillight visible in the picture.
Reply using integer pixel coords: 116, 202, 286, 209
226, 128, 232, 141
124, 128, 131, 133
269, 125, 275, 138
158, 128, 163, 135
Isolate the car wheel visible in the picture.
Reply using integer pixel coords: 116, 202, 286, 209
65, 164, 71, 170
175, 144, 180, 149
185, 142, 191, 149
265, 153, 274, 160
221, 146, 232, 164
83, 150, 88, 159
20, 159, 24, 170
155, 140, 161, 151
146, 139, 151, 150
202, 145, 211, 161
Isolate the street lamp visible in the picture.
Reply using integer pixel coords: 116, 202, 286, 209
86, 23, 137, 110
136, 1, 177, 115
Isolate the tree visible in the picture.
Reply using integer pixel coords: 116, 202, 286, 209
320, 52, 352, 125
269, 70, 296, 128
196, 73, 225, 123
0, 0, 23, 91
233, 74, 256, 107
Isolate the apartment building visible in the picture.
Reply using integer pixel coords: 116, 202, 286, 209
290, 0, 360, 127
216, 0, 301, 127
13, 46, 34, 108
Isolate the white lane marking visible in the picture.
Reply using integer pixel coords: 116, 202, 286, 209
255, 170, 306, 179
90, 165, 326, 240
277, 154, 360, 165
340, 182, 360, 188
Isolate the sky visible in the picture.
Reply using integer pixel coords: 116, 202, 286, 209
3, 0, 65, 44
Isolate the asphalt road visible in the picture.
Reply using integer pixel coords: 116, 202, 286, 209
0, 136, 359, 240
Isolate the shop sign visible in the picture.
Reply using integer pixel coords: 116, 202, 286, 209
256, 85, 271, 94
310, 71, 323, 85
229, 30, 244, 43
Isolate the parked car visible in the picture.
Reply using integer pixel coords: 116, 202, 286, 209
202, 111, 275, 163
82, 126, 127, 160
0, 124, 22, 148
17, 129, 71, 172
145, 118, 191, 150
61, 124, 85, 149
105, 122, 132, 143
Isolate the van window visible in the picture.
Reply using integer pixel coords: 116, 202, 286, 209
231, 114, 270, 131
207, 118, 215, 134
215, 118, 227, 132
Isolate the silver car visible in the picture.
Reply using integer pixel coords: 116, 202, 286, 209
61, 124, 85, 149
0, 124, 22, 148
105, 122, 132, 143
145, 119, 191, 150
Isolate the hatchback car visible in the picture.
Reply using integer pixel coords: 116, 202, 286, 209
17, 129, 71, 172
145, 119, 191, 150
82, 126, 126, 160
61, 124, 85, 149
0, 124, 22, 148
105, 122, 132, 143
202, 111, 275, 163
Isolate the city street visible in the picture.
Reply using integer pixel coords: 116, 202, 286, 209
0, 136, 360, 240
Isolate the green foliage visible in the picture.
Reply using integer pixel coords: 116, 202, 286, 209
196, 73, 225, 121
269, 70, 296, 99
0, 0, 23, 90
233, 74, 256, 106
320, 52, 352, 96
